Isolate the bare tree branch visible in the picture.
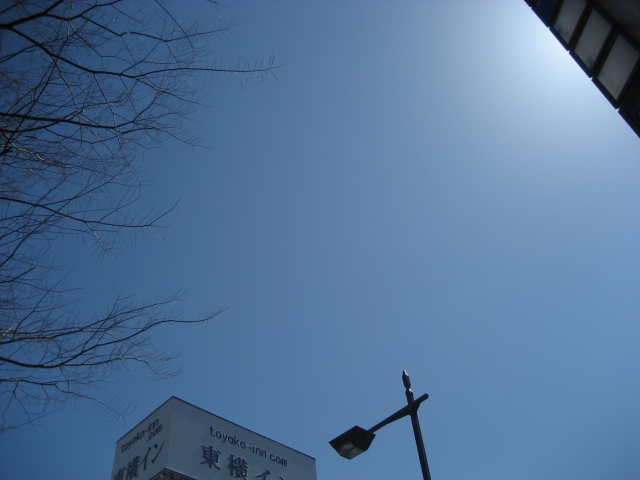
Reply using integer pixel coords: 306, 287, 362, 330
0, 0, 275, 431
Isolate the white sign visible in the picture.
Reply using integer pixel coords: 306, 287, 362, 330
111, 397, 316, 480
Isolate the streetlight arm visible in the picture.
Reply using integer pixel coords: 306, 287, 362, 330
369, 393, 429, 434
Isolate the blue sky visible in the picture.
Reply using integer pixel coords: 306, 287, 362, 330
2, 1, 639, 479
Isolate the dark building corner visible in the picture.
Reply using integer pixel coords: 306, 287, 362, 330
525, 0, 640, 138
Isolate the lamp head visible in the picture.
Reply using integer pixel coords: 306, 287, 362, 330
329, 426, 376, 459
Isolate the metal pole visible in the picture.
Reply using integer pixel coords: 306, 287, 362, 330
403, 370, 432, 480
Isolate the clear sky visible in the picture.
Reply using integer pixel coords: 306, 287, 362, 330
2, 1, 639, 479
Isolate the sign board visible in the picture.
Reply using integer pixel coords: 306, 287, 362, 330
111, 397, 317, 480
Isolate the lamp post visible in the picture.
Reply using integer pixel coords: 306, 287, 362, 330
329, 370, 433, 480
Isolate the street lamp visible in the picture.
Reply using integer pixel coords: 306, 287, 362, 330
329, 370, 433, 480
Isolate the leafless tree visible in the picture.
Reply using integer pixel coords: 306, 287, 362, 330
0, 0, 277, 431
